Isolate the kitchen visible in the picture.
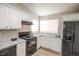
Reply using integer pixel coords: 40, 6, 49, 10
0, 3, 37, 56
0, 3, 79, 56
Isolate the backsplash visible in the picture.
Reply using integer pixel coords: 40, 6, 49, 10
20, 25, 31, 32
0, 30, 20, 42
0, 25, 31, 42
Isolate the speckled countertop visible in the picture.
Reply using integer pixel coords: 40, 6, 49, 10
0, 38, 26, 51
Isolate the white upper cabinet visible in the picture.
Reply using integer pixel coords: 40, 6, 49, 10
21, 11, 33, 22
10, 7, 21, 29
73, 13, 79, 21
62, 13, 79, 21
0, 4, 34, 30
0, 4, 10, 29
62, 14, 74, 21
0, 4, 21, 29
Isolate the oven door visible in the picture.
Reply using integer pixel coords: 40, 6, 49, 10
26, 37, 37, 56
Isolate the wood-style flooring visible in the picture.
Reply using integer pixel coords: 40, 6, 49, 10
32, 47, 61, 56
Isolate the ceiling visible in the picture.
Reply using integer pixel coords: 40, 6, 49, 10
22, 3, 79, 16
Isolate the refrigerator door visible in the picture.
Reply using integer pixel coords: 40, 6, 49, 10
62, 21, 74, 56
73, 21, 79, 56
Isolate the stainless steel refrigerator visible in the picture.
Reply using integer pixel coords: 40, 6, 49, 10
62, 21, 79, 56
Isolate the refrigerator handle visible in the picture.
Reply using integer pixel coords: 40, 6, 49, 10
71, 30, 75, 43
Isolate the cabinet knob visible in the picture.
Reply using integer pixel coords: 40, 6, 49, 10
56, 35, 60, 38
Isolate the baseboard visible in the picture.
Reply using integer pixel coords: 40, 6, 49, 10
38, 46, 62, 56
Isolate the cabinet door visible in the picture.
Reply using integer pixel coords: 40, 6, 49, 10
62, 14, 74, 21
62, 13, 79, 22
37, 36, 41, 49
21, 11, 32, 22
0, 4, 10, 29
10, 7, 21, 29
38, 36, 61, 51
17, 42, 26, 56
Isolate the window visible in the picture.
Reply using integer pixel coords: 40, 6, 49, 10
40, 19, 58, 34
31, 20, 39, 32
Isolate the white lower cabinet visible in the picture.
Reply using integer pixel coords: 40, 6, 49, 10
37, 36, 62, 52
17, 42, 26, 56
37, 36, 41, 49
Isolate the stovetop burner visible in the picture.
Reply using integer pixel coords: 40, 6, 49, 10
21, 37, 31, 40
18, 32, 33, 40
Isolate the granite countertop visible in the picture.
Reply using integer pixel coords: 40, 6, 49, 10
0, 38, 26, 51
